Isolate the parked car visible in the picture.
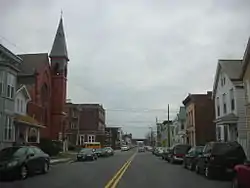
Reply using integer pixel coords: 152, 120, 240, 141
121, 145, 129, 151
183, 146, 204, 170
195, 141, 246, 179
161, 147, 170, 161
145, 146, 153, 151
77, 148, 98, 161
154, 147, 164, 157
94, 148, 103, 157
138, 146, 145, 152
103, 147, 114, 156
0, 146, 50, 180
168, 144, 191, 164
232, 160, 250, 188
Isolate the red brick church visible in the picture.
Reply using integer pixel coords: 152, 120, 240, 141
17, 16, 69, 141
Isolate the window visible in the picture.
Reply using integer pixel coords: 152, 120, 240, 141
79, 135, 85, 145
246, 80, 250, 103
71, 123, 76, 129
7, 73, 15, 99
230, 89, 235, 111
216, 97, 220, 116
88, 135, 95, 143
0, 71, 4, 95
4, 115, 14, 141
17, 99, 20, 112
20, 99, 23, 113
223, 93, 227, 114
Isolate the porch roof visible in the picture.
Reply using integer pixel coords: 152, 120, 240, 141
214, 113, 239, 125
14, 114, 46, 129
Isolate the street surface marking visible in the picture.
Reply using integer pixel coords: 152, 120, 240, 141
110, 156, 135, 188
105, 153, 136, 188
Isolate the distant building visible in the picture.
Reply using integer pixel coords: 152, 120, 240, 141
65, 103, 106, 146
105, 127, 122, 149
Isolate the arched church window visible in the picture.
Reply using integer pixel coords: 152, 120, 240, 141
53, 63, 60, 75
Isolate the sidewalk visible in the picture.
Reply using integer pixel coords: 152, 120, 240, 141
50, 151, 77, 165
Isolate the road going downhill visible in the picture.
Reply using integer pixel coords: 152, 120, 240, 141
0, 150, 231, 188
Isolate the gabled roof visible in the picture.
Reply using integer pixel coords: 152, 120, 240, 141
212, 59, 242, 98
0, 43, 22, 64
17, 53, 49, 75
49, 17, 69, 61
16, 84, 31, 101
241, 37, 250, 78
178, 106, 186, 120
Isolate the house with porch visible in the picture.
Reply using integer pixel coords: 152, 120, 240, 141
14, 84, 45, 145
212, 59, 248, 155
240, 38, 250, 159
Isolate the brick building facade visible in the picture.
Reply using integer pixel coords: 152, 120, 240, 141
65, 103, 106, 146
182, 91, 216, 146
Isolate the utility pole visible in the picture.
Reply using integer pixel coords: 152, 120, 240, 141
167, 104, 171, 148
76, 105, 82, 146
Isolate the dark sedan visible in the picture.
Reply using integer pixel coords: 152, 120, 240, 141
183, 146, 204, 170
77, 148, 98, 161
0, 146, 50, 180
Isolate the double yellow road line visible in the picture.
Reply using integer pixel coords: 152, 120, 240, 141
105, 153, 136, 188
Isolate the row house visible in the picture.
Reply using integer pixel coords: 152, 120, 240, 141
212, 60, 247, 154
241, 38, 250, 158
105, 127, 122, 149
182, 92, 216, 146
172, 107, 186, 145
14, 85, 45, 145
0, 44, 22, 149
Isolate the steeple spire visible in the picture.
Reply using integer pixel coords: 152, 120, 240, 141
50, 16, 69, 61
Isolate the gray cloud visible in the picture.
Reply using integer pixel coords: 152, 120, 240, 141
1, 0, 250, 138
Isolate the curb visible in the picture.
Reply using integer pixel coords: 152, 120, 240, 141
50, 158, 75, 165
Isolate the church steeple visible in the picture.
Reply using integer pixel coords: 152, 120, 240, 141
49, 16, 69, 61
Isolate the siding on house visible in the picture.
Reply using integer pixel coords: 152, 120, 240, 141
0, 44, 22, 150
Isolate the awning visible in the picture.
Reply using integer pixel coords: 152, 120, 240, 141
14, 114, 46, 128
214, 113, 239, 125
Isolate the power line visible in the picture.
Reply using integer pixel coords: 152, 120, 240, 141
106, 108, 178, 113
0, 34, 27, 54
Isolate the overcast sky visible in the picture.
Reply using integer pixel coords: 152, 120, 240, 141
1, 0, 250, 138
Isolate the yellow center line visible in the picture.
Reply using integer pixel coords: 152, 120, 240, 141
105, 153, 136, 188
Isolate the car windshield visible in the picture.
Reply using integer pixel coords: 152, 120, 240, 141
212, 142, 245, 156
195, 146, 204, 153
0, 147, 26, 160
174, 145, 191, 154
80, 148, 92, 153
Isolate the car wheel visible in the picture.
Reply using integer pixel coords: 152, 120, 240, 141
183, 161, 187, 169
20, 165, 28, 180
232, 176, 240, 188
205, 166, 213, 179
42, 162, 49, 174
170, 158, 174, 164
195, 164, 200, 174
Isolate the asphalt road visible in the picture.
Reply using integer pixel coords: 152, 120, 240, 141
0, 150, 231, 188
